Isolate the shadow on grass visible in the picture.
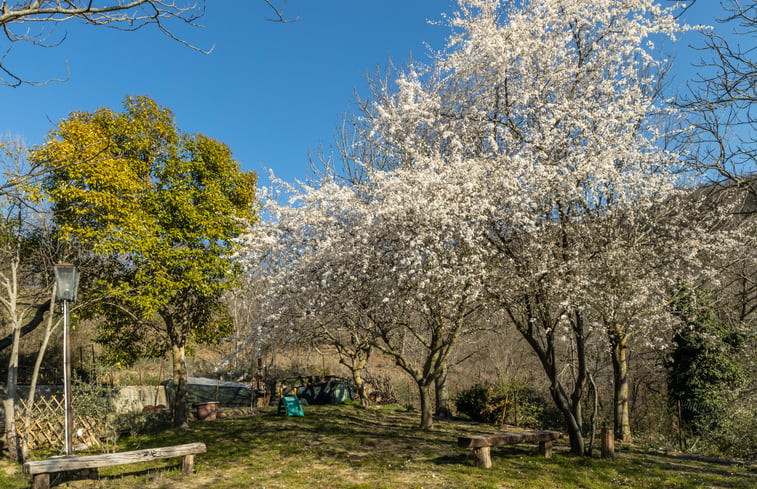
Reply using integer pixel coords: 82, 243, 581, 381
431, 453, 471, 466
60, 405, 755, 489
621, 453, 756, 484
197, 410, 463, 451
48, 463, 182, 488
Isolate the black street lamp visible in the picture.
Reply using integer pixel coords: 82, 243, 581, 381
54, 263, 79, 456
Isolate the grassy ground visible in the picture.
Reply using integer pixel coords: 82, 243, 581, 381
2, 404, 755, 488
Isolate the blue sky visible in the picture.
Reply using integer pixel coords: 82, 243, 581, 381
0, 1, 730, 188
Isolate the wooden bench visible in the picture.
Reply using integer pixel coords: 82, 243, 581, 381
23, 442, 206, 489
458, 430, 561, 468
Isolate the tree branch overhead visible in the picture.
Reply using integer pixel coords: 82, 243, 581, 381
0, 1, 295, 86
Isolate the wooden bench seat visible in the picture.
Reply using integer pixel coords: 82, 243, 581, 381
23, 442, 206, 489
458, 430, 561, 468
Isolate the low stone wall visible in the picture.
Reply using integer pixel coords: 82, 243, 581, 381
113, 385, 167, 413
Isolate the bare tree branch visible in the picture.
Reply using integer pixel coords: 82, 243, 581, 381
678, 0, 757, 201
0, 1, 296, 86
263, 0, 298, 23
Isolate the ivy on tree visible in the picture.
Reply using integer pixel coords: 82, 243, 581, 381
668, 284, 746, 439
33, 96, 257, 427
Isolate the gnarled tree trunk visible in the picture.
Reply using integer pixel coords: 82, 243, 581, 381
434, 363, 452, 420
333, 338, 371, 407
352, 363, 368, 407
611, 333, 632, 443
418, 382, 434, 429
510, 303, 587, 456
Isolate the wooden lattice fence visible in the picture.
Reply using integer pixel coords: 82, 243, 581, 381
15, 396, 113, 452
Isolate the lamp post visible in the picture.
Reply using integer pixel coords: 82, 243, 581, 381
54, 263, 79, 456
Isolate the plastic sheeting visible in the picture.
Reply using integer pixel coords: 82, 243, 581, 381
163, 377, 253, 408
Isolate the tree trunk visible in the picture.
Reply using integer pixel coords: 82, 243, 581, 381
550, 381, 585, 455
3, 319, 21, 462
0, 300, 51, 354
586, 371, 599, 457
515, 308, 586, 456
570, 311, 587, 437
418, 382, 434, 429
351, 360, 368, 408
22, 294, 58, 461
172, 343, 189, 428
611, 335, 632, 443
434, 364, 452, 419
2, 260, 22, 462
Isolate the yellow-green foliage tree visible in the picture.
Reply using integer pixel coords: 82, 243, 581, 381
32, 96, 257, 426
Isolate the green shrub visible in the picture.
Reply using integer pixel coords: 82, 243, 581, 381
707, 394, 757, 459
454, 377, 546, 428
454, 383, 489, 422
71, 371, 119, 443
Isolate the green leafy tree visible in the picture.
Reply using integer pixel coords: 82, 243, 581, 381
32, 96, 257, 427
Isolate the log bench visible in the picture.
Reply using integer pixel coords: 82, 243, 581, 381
23, 442, 206, 489
458, 430, 561, 468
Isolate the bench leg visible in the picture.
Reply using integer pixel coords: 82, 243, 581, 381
472, 447, 492, 468
182, 454, 195, 476
32, 473, 50, 489
539, 440, 553, 458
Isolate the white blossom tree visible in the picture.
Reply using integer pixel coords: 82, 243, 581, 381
236, 161, 490, 429
364, 0, 693, 453
235, 180, 382, 407
359, 164, 490, 428
238, 0, 743, 450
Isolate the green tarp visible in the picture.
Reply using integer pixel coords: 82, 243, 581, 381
281, 379, 355, 405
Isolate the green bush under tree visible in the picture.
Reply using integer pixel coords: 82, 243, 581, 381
454, 376, 547, 429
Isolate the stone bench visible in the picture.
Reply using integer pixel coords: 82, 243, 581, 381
23, 442, 206, 489
458, 430, 561, 468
